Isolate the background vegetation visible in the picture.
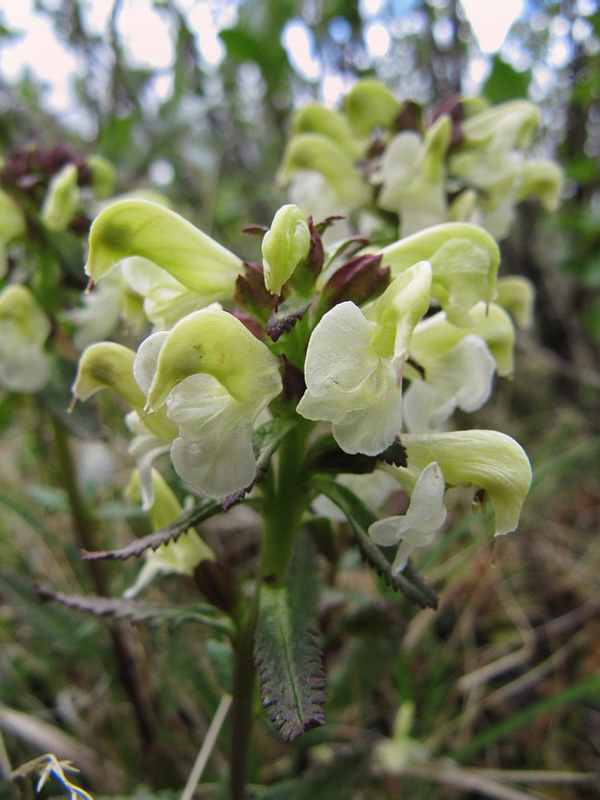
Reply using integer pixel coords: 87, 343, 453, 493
1, 1, 599, 798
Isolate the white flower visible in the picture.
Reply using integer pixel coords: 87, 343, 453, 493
297, 261, 432, 455
296, 300, 403, 456
403, 334, 496, 433
135, 308, 283, 498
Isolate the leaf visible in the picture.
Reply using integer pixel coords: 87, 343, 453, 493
483, 56, 531, 104
81, 498, 222, 561
310, 476, 438, 609
36, 587, 233, 635
254, 577, 326, 741
266, 302, 309, 342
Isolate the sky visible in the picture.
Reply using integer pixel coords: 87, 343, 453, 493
0, 0, 526, 122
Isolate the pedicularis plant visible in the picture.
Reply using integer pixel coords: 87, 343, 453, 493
5, 82, 562, 797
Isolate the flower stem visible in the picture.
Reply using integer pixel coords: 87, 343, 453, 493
228, 419, 313, 798
260, 419, 312, 586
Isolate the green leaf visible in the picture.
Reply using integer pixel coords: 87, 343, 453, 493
36, 588, 233, 635
310, 476, 438, 609
483, 56, 531, 104
254, 572, 326, 741
81, 498, 222, 561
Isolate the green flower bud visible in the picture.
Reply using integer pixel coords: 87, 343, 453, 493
262, 204, 311, 295
86, 155, 117, 198
344, 79, 401, 136
0, 189, 25, 277
41, 163, 80, 231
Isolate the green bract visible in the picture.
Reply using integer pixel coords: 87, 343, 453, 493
262, 204, 311, 295
41, 163, 80, 231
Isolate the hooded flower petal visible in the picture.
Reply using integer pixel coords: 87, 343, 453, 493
85, 200, 243, 299
144, 306, 282, 411
401, 430, 532, 536
379, 223, 500, 326
369, 462, 447, 573
134, 307, 282, 498
409, 302, 515, 376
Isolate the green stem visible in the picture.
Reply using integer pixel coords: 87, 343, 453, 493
260, 419, 312, 586
228, 419, 313, 799
229, 597, 259, 800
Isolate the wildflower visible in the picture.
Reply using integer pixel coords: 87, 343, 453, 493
377, 114, 452, 236
401, 430, 532, 536
297, 261, 431, 455
136, 307, 282, 498
123, 468, 214, 598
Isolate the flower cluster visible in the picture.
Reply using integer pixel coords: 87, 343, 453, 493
280, 80, 562, 242
72, 193, 532, 582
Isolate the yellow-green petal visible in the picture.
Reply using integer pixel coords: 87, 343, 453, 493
402, 430, 532, 535
85, 200, 243, 296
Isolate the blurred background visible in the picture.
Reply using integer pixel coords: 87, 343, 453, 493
1, 1, 600, 798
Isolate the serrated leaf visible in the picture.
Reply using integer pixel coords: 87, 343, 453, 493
36, 587, 233, 634
254, 581, 326, 742
310, 476, 438, 609
81, 498, 222, 561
